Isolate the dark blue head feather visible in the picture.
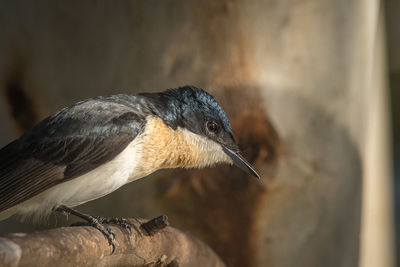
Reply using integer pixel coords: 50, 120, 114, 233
141, 85, 236, 147
165, 86, 232, 131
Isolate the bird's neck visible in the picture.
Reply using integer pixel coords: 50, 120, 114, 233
136, 117, 228, 174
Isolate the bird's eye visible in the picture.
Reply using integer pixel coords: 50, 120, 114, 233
206, 121, 219, 134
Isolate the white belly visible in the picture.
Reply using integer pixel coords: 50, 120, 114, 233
0, 139, 149, 221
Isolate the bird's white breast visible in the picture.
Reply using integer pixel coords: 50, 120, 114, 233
1, 138, 146, 220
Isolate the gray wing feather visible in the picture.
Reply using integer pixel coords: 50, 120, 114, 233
0, 95, 146, 212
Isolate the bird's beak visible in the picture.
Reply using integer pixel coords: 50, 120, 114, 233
222, 146, 260, 179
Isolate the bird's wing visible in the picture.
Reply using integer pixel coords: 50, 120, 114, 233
0, 97, 146, 212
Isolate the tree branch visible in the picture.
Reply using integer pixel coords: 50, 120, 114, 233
0, 216, 225, 267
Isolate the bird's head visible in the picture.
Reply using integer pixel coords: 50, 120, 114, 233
144, 86, 259, 178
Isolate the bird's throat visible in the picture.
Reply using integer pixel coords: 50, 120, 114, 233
137, 117, 227, 173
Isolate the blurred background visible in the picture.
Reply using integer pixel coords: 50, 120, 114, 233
0, 1, 397, 267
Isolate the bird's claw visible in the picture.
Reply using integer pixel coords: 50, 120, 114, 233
55, 206, 117, 253
88, 216, 116, 253
94, 216, 133, 234
71, 216, 116, 253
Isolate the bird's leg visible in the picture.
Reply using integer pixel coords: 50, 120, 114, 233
54, 205, 116, 252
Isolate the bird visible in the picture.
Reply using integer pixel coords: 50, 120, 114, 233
0, 85, 259, 250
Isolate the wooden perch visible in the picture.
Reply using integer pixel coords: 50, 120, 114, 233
0, 216, 225, 267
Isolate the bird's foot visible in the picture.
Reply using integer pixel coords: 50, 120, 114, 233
85, 216, 116, 252
55, 205, 116, 253
94, 216, 137, 234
